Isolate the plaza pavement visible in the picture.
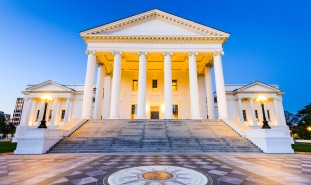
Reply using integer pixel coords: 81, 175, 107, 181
0, 153, 310, 185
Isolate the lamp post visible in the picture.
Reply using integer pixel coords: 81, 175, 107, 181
38, 95, 53, 128
256, 95, 271, 129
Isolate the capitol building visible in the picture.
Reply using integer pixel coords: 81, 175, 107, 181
13, 9, 293, 154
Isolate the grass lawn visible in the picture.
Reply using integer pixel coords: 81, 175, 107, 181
0, 141, 17, 153
292, 142, 311, 152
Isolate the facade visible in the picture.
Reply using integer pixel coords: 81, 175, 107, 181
19, 81, 84, 127
14, 9, 293, 154
12, 98, 24, 126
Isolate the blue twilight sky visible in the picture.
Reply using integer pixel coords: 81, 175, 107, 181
0, 0, 310, 115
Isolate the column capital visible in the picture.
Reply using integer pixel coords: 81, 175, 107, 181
249, 97, 254, 101
112, 51, 122, 55
138, 51, 148, 56
97, 62, 104, 67
163, 52, 173, 56
205, 63, 213, 68
213, 51, 224, 56
85, 50, 97, 55
273, 97, 280, 101
105, 73, 112, 76
188, 52, 198, 56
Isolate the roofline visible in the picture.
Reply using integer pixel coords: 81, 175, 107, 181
80, 8, 230, 35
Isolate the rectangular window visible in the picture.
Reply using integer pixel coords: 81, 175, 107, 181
267, 110, 271, 120
173, 105, 178, 119
36, 110, 40, 121
152, 80, 158, 91
242, 110, 247, 121
131, 104, 137, 119
48, 110, 52, 121
61, 110, 65, 121
131, 104, 137, 114
132, 80, 138, 91
255, 110, 258, 120
172, 80, 177, 91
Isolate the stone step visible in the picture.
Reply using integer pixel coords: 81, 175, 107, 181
49, 119, 262, 153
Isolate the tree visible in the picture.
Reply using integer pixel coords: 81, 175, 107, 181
0, 115, 16, 138
284, 111, 301, 125
296, 103, 311, 139
0, 114, 8, 138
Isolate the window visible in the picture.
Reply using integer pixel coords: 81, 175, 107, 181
152, 80, 158, 91
131, 104, 137, 119
36, 110, 40, 121
255, 110, 258, 120
61, 110, 65, 121
131, 104, 137, 114
242, 110, 247, 121
48, 110, 52, 121
172, 80, 177, 91
173, 105, 178, 119
132, 80, 138, 91
267, 110, 271, 120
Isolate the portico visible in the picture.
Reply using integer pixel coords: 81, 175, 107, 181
79, 9, 230, 120
80, 51, 228, 120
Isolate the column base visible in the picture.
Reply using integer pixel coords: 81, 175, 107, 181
191, 116, 202, 119
80, 116, 92, 119
109, 116, 119, 119
164, 116, 173, 119
136, 116, 147, 119
218, 116, 229, 119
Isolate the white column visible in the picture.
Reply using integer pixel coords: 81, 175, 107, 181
213, 51, 228, 119
273, 98, 282, 126
164, 52, 173, 119
188, 52, 201, 119
102, 75, 111, 119
36, 100, 45, 126
137, 52, 147, 119
22, 98, 33, 126
94, 63, 105, 119
19, 98, 28, 126
109, 51, 122, 119
249, 98, 259, 126
81, 50, 97, 119
204, 65, 215, 119
237, 98, 244, 123
264, 105, 269, 122
49, 98, 58, 128
278, 98, 286, 126
63, 98, 71, 124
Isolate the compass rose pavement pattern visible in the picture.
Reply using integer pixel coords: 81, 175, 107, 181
0, 153, 311, 185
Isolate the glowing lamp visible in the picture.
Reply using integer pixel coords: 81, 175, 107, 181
38, 95, 53, 128
256, 95, 271, 129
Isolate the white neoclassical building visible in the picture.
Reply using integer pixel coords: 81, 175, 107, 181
14, 9, 293, 154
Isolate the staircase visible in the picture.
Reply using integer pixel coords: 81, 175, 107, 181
49, 119, 261, 153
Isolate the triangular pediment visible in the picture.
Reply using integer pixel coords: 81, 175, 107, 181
26, 80, 75, 92
80, 9, 229, 38
234, 82, 280, 93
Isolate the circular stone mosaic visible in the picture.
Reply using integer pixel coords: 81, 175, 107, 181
106, 165, 211, 185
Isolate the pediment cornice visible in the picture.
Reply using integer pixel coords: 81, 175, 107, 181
80, 9, 229, 43
233, 81, 281, 93
82, 35, 227, 43
25, 80, 75, 92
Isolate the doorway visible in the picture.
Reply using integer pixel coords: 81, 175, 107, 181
150, 106, 159, 119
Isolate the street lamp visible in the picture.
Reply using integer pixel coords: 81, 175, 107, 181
307, 126, 311, 132
38, 95, 53, 128
256, 95, 271, 129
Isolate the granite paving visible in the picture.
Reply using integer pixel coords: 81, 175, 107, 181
0, 153, 310, 185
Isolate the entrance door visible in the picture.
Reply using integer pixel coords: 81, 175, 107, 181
150, 106, 159, 119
